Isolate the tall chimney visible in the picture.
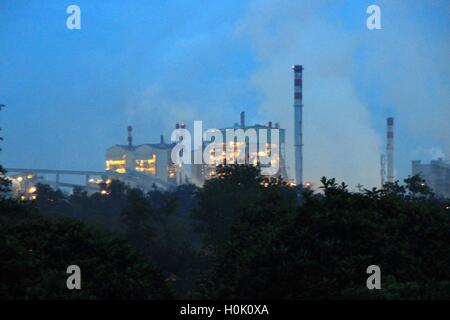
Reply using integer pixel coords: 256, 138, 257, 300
380, 154, 386, 186
127, 125, 133, 147
240, 111, 245, 128
292, 65, 304, 186
160, 134, 164, 144
386, 117, 394, 183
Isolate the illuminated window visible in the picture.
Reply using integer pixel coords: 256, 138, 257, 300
106, 159, 126, 174
135, 154, 156, 175
168, 164, 176, 179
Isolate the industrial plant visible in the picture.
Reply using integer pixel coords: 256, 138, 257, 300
189, 111, 288, 184
103, 112, 288, 189
105, 125, 179, 189
4, 65, 450, 199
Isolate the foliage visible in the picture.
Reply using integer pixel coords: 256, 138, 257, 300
192, 164, 296, 257
199, 171, 450, 299
0, 202, 172, 299
121, 184, 205, 298
0, 165, 11, 195
2, 144, 449, 300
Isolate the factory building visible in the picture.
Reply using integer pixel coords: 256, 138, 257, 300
105, 126, 179, 189
190, 112, 288, 185
412, 158, 450, 199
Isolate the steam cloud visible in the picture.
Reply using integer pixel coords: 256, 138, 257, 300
235, 0, 449, 188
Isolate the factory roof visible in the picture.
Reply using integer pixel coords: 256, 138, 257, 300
414, 158, 450, 167
112, 145, 136, 151
111, 143, 175, 151
219, 124, 285, 131
140, 143, 176, 150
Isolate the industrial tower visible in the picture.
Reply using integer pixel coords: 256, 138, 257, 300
292, 65, 304, 186
386, 117, 395, 183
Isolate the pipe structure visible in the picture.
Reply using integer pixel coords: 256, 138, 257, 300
127, 125, 133, 147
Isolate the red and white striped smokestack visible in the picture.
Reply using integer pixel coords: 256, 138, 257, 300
127, 125, 133, 147
292, 65, 304, 186
387, 117, 394, 183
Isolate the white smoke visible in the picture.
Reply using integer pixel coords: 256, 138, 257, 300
235, 0, 382, 189
235, 0, 449, 189
414, 147, 446, 162
361, 0, 450, 158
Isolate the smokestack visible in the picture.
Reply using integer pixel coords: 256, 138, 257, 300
127, 125, 133, 147
380, 154, 386, 186
176, 123, 180, 129
160, 135, 164, 144
292, 65, 304, 186
240, 111, 245, 128
268, 121, 272, 128
387, 117, 394, 183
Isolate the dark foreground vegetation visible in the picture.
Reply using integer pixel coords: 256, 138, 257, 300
1, 163, 450, 299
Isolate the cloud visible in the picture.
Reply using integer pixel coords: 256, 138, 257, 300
125, 84, 198, 138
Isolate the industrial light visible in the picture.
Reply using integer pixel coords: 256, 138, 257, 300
17, 176, 23, 182
27, 174, 33, 179
28, 186, 37, 194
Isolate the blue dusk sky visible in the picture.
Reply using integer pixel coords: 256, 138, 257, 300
0, 0, 449, 188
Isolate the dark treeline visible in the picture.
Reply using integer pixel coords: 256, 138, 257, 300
1, 163, 450, 299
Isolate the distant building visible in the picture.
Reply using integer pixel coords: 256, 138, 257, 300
412, 158, 450, 198
107, 115, 288, 189
105, 129, 180, 190
190, 112, 288, 185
